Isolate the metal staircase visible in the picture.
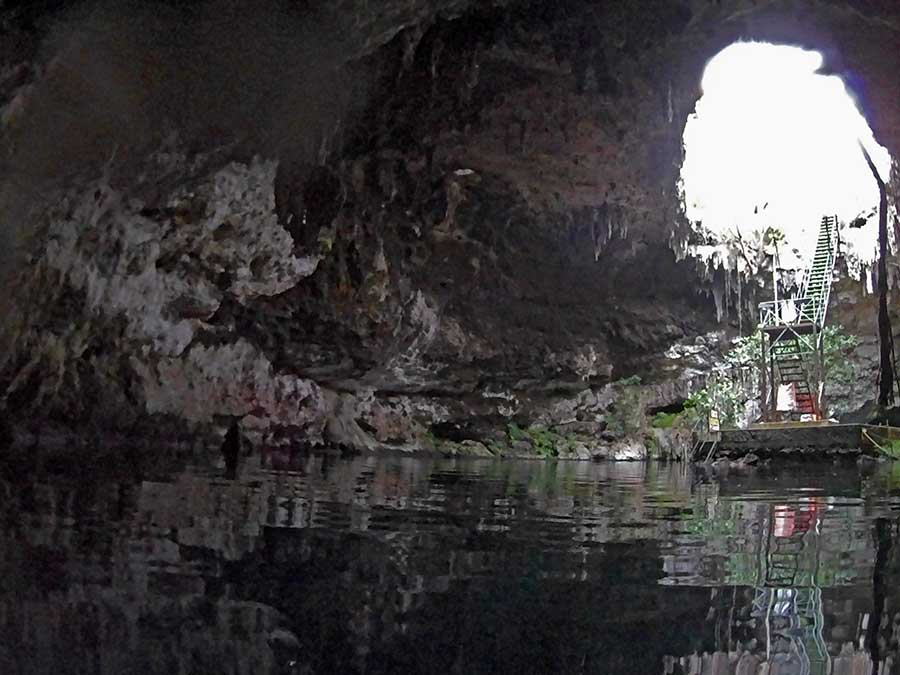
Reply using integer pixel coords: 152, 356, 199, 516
770, 339, 818, 416
758, 216, 839, 420
799, 215, 839, 329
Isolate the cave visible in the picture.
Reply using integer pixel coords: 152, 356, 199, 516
1, 0, 899, 460
682, 40, 891, 265
3, 2, 900, 673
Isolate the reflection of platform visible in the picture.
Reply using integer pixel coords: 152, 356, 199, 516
713, 422, 900, 456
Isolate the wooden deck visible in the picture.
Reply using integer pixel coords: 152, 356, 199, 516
709, 422, 900, 457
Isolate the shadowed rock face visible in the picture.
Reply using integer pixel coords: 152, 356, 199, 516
0, 0, 898, 457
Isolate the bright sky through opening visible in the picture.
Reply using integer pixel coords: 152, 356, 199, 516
681, 41, 891, 269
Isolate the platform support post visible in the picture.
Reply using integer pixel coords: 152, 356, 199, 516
760, 330, 768, 420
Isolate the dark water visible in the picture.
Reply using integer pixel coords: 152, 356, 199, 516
3, 456, 900, 674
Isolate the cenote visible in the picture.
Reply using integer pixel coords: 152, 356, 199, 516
2, 457, 900, 674
3, 1, 900, 674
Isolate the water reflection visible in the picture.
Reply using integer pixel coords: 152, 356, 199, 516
1, 457, 900, 673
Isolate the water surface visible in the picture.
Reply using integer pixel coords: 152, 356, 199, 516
2, 456, 900, 674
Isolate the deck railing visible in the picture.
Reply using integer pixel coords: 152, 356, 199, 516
758, 297, 817, 329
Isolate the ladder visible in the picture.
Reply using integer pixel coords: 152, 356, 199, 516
770, 338, 818, 416
760, 216, 839, 420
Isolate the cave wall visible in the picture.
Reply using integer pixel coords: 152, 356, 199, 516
1, 0, 899, 457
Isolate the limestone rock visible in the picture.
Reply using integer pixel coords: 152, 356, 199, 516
2, 0, 899, 454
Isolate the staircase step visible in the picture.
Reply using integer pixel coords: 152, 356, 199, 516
764, 215, 835, 415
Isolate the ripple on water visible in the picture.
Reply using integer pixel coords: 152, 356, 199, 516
1, 457, 899, 673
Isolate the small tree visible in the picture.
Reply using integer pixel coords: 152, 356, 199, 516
687, 326, 858, 427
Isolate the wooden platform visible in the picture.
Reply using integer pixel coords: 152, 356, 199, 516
709, 422, 900, 457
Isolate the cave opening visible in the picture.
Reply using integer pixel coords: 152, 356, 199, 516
680, 41, 892, 274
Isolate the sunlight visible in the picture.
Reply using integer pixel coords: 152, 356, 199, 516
681, 41, 892, 271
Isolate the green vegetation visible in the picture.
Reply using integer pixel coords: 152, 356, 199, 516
616, 375, 642, 386
684, 376, 748, 428
821, 325, 859, 385
862, 429, 900, 460
506, 422, 586, 458
687, 325, 859, 427
606, 380, 644, 437
428, 422, 587, 459
509, 423, 561, 458
486, 439, 508, 456
651, 411, 679, 429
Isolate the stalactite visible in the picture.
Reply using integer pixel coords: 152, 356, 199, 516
712, 283, 725, 323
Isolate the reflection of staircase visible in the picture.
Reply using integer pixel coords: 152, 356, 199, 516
760, 216, 839, 420
766, 533, 803, 587
752, 503, 830, 675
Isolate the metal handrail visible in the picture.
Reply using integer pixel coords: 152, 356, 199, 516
757, 216, 838, 334
758, 298, 817, 328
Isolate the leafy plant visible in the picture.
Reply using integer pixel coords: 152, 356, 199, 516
686, 376, 749, 428
687, 325, 859, 427
821, 324, 859, 384
508, 422, 557, 456
529, 427, 561, 458
505, 422, 586, 458
486, 439, 507, 456
508, 422, 525, 440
